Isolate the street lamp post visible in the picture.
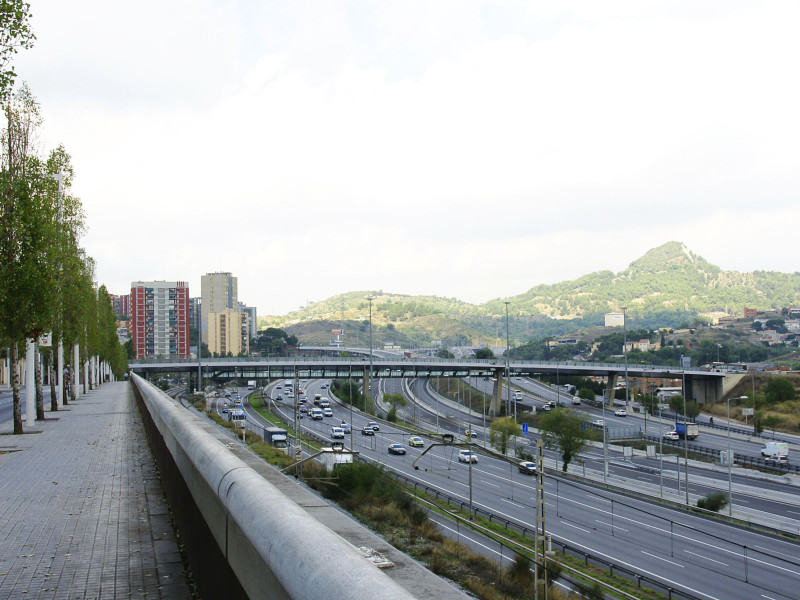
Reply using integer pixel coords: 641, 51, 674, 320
367, 295, 374, 408
659, 405, 664, 498
727, 395, 748, 516
623, 307, 629, 408
602, 388, 609, 482
504, 301, 513, 421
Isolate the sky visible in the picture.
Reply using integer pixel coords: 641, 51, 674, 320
14, 0, 800, 317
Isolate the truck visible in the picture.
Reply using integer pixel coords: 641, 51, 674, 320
761, 441, 789, 462
247, 380, 257, 390
263, 427, 289, 452
675, 421, 699, 440
228, 408, 246, 423
314, 393, 322, 405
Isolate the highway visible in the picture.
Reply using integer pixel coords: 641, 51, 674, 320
234, 378, 800, 600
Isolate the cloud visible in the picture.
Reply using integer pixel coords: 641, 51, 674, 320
13, 1, 800, 316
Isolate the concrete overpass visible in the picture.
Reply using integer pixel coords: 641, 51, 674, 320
129, 349, 733, 410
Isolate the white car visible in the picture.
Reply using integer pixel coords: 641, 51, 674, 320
614, 409, 627, 417
572, 397, 581, 405
322, 407, 334, 417
592, 419, 605, 427
458, 450, 478, 464
330, 427, 344, 439
663, 430, 680, 441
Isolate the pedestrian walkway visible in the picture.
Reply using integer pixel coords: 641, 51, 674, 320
0, 382, 192, 599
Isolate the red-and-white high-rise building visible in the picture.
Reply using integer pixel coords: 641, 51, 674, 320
130, 281, 189, 359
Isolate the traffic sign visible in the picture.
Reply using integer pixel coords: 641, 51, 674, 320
522, 423, 529, 434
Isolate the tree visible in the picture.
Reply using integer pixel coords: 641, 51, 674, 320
0, 1, 35, 99
474, 347, 494, 359
669, 395, 684, 416
0, 84, 58, 433
489, 416, 520, 455
762, 414, 780, 438
578, 387, 595, 401
437, 348, 455, 359
765, 378, 796, 404
538, 409, 589, 472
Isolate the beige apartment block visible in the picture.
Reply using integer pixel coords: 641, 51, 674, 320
200, 272, 238, 345
207, 309, 249, 356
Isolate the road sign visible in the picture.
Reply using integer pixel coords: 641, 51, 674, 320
742, 408, 754, 416
522, 423, 529, 434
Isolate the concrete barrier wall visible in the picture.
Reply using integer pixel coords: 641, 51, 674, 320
131, 374, 421, 600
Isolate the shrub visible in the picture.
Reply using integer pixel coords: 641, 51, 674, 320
697, 491, 728, 512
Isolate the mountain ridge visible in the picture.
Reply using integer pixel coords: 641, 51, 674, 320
259, 241, 800, 345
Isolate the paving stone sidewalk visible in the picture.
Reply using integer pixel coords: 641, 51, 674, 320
0, 382, 192, 599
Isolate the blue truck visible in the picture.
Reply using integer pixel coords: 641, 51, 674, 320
675, 421, 699, 440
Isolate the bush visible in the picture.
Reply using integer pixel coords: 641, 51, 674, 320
697, 491, 728, 512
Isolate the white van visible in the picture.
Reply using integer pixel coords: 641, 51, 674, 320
761, 441, 788, 462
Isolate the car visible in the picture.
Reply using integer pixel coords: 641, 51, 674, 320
299, 405, 308, 414
518, 461, 537, 475
361, 426, 375, 436
367, 421, 380, 431
542, 404, 552, 411
276, 384, 282, 389
458, 450, 478, 464
547, 400, 556, 408
614, 409, 627, 417
323, 408, 333, 417
465, 429, 478, 438
318, 398, 330, 408
388, 444, 406, 455
321, 383, 328, 389
592, 419, 605, 427
330, 427, 345, 439
572, 397, 581, 405
663, 430, 680, 441
310, 409, 323, 420
340, 423, 351, 434
408, 436, 424, 448
222, 406, 228, 414
276, 394, 283, 401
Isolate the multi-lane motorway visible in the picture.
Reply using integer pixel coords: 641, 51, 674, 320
221, 377, 800, 600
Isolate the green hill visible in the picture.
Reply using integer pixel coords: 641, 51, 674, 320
260, 242, 800, 346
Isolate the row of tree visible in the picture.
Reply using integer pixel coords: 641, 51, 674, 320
0, 8, 127, 434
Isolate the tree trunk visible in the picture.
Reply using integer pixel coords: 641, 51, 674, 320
11, 343, 22, 434
35, 343, 44, 420
49, 349, 58, 412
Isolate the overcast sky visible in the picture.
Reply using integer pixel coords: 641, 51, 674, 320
15, 1, 800, 317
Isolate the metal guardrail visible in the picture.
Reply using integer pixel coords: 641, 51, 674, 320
386, 471, 700, 600
644, 435, 799, 474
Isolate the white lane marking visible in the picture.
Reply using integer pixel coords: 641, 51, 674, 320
684, 550, 729, 567
642, 551, 684, 568
561, 522, 591, 533
483, 481, 499, 488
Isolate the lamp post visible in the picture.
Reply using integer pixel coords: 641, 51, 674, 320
367, 295, 374, 407
504, 301, 513, 421
659, 404, 664, 498
623, 307, 629, 408
602, 388, 609, 482
727, 395, 748, 516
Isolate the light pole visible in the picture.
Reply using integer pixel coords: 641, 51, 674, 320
504, 301, 513, 421
602, 388, 609, 482
659, 404, 664, 498
623, 307, 629, 408
367, 295, 374, 408
727, 395, 748, 516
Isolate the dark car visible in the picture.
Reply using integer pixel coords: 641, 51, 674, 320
388, 444, 406, 455
361, 426, 375, 436
367, 421, 380, 431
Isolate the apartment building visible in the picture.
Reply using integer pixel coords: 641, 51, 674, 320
200, 272, 237, 344
207, 309, 249, 356
130, 281, 189, 359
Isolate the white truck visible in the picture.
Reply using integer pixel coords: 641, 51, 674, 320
247, 380, 257, 390
761, 441, 789, 462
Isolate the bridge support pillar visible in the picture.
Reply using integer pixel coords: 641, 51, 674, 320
363, 367, 371, 412
489, 369, 504, 416
605, 373, 618, 406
